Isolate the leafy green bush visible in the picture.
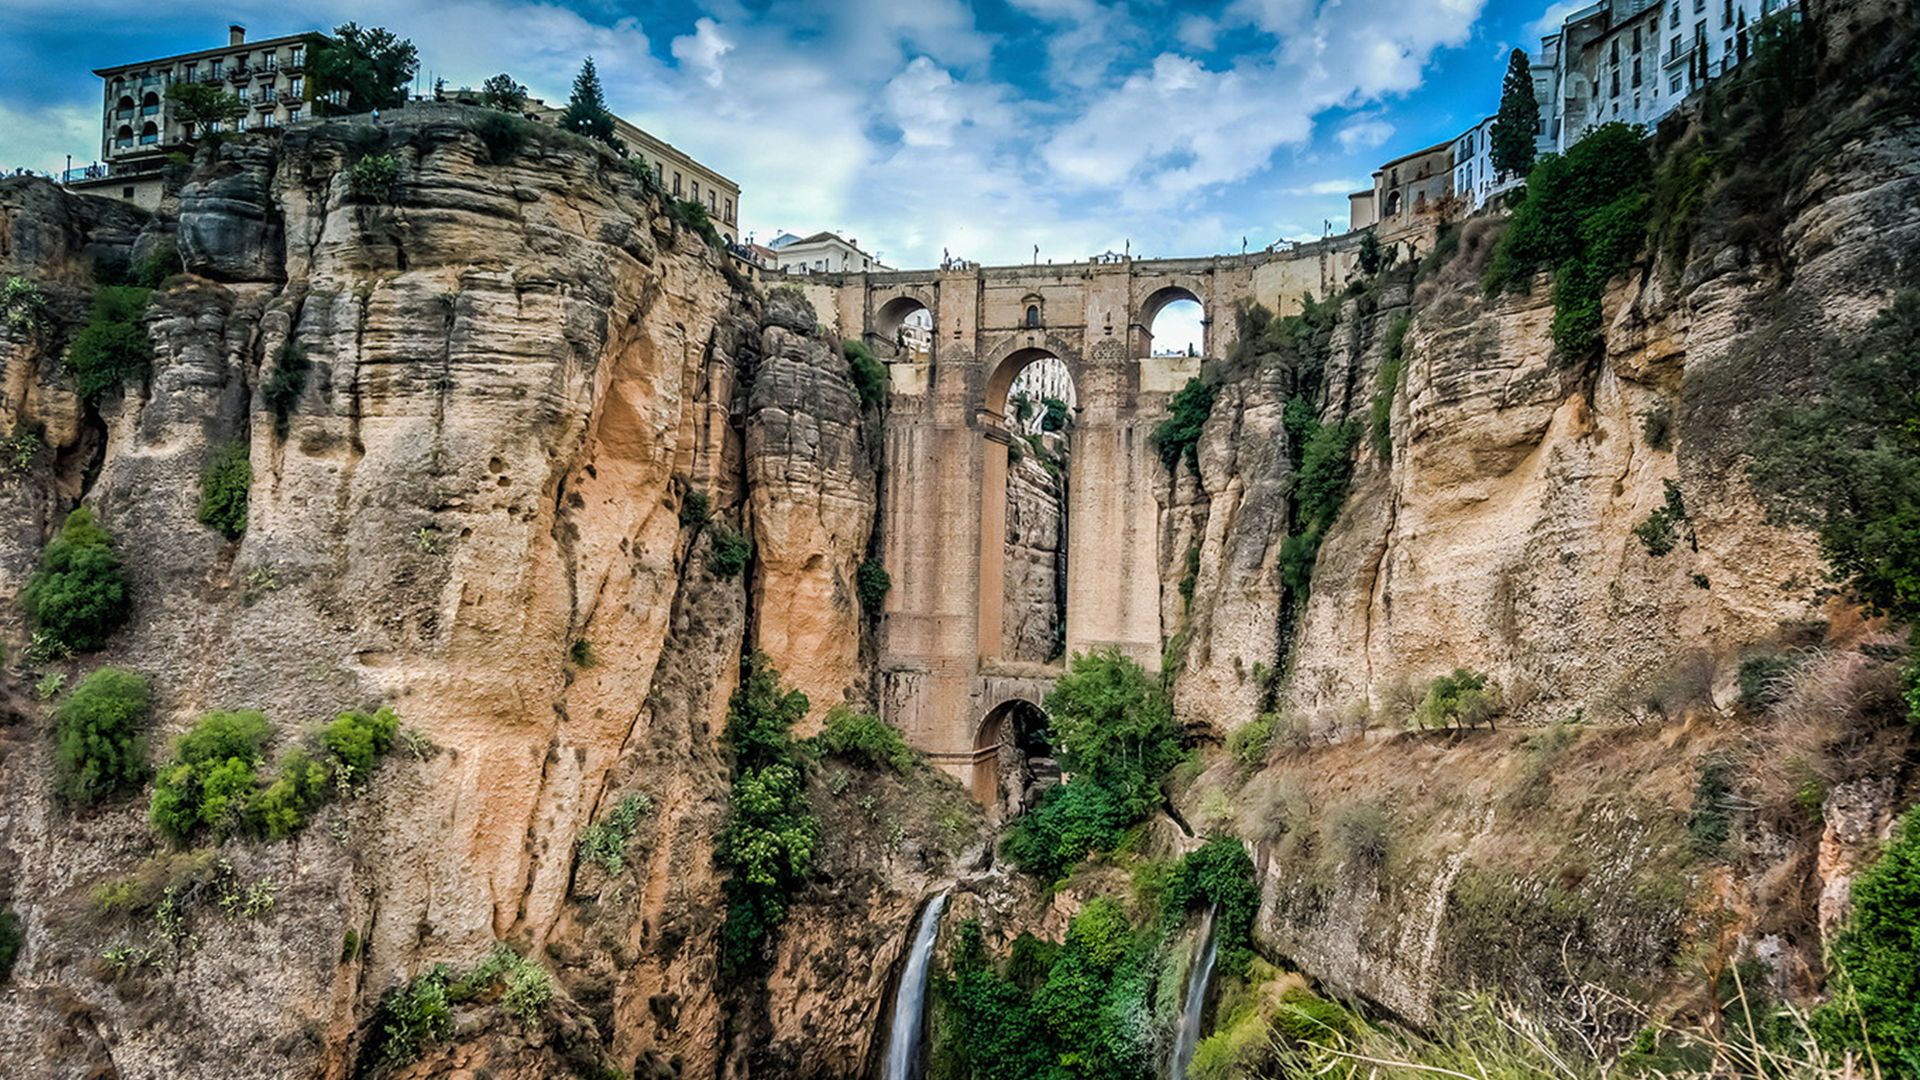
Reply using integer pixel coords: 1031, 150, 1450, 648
255, 747, 331, 840
578, 792, 651, 875
1483, 122, 1653, 361
1814, 808, 1920, 1072
679, 488, 711, 528
1151, 376, 1215, 472
0, 908, 19, 982
1041, 396, 1068, 432
1001, 780, 1131, 882
1271, 987, 1358, 1047
1164, 836, 1260, 976
3, 276, 50, 335
845, 339, 888, 410
149, 710, 272, 843
813, 707, 914, 772
131, 242, 179, 290
934, 921, 1060, 1080
856, 557, 891, 611
347, 152, 399, 200
1045, 648, 1182, 820
665, 197, 722, 247
53, 666, 151, 805
1634, 478, 1693, 557
1413, 668, 1499, 730
262, 342, 310, 436
1226, 713, 1275, 768
717, 653, 817, 974
197, 441, 251, 540
320, 706, 399, 782
470, 109, 527, 165
706, 522, 751, 578
23, 508, 130, 653
371, 965, 454, 1066
66, 286, 152, 401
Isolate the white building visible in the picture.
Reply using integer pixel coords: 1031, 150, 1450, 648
1450, 115, 1525, 213
766, 231, 890, 275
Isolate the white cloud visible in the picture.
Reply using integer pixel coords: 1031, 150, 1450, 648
1335, 113, 1396, 152
671, 18, 732, 89
1176, 15, 1218, 51
0, 100, 102, 174
1529, 0, 1591, 37
1287, 178, 1365, 196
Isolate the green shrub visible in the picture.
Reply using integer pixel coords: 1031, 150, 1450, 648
1271, 987, 1357, 1047
1151, 376, 1215, 472
1280, 417, 1361, 605
66, 286, 153, 401
0, 908, 19, 982
255, 747, 330, 840
707, 522, 751, 578
1001, 780, 1130, 882
856, 557, 891, 611
665, 197, 722, 247
813, 707, 914, 773
1164, 836, 1260, 976
261, 342, 310, 435
845, 339, 888, 410
132, 243, 179, 289
1813, 809, 1920, 1072
1413, 668, 1499, 730
1634, 478, 1693, 557
320, 706, 399, 783
373, 964, 454, 1065
717, 653, 817, 974
1041, 396, 1068, 432
679, 488, 711, 528
934, 921, 1059, 1080
347, 153, 399, 200
3, 276, 50, 335
1045, 648, 1183, 820
150, 710, 272, 843
578, 792, 651, 875
1178, 542, 1201, 605
23, 508, 130, 653
470, 110, 527, 165
53, 666, 151, 805
197, 441, 251, 540
1225, 713, 1275, 768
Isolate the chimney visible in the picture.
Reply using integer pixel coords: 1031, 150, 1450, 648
229, 24, 246, 46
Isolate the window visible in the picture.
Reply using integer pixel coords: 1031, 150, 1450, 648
1632, 27, 1641, 51
691, 180, 699, 200
1671, 33, 1682, 55
1722, 0, 1733, 25
1025, 305, 1041, 328
1611, 69, 1620, 96
724, 198, 733, 223
1671, 2, 1680, 28
708, 191, 716, 212
1611, 39, 1619, 63
1693, 0, 1704, 12
289, 76, 303, 97
122, 186, 135, 199
1633, 57, 1643, 86
290, 46, 305, 66
673, 171, 682, 195
286, 106, 301, 123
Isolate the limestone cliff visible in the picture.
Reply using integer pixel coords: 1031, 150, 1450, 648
0, 108, 966, 1080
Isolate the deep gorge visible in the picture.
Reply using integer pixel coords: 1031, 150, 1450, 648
2, 1, 1920, 1077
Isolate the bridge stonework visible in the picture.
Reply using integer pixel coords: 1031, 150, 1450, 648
799, 239, 1362, 807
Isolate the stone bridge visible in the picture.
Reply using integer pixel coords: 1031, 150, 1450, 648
799, 238, 1363, 810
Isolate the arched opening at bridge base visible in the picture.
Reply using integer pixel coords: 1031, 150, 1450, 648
980, 348, 1075, 667
1139, 285, 1207, 359
973, 699, 1055, 819
873, 296, 933, 361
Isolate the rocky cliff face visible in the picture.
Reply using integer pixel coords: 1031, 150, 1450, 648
0, 109, 966, 1080
1159, 30, 1920, 1030
1002, 446, 1065, 664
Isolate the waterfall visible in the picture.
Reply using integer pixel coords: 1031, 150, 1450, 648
1168, 905, 1220, 1080
883, 890, 950, 1080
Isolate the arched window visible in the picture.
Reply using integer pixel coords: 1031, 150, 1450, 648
1025, 304, 1041, 328
1385, 190, 1403, 216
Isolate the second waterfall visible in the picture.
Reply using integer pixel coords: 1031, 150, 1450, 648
1168, 904, 1220, 1080
882, 890, 950, 1080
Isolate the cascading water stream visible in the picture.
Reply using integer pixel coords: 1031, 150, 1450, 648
882, 890, 950, 1080
1168, 904, 1220, 1080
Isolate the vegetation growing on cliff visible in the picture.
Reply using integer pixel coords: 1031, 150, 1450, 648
1150, 376, 1215, 472
53, 667, 151, 806
66, 285, 153, 401
149, 706, 400, 843
24, 508, 130, 654
310, 23, 417, 116
812, 707, 915, 773
1814, 808, 1920, 1070
1484, 122, 1653, 361
716, 652, 818, 974
846, 339, 888, 410
363, 946, 556, 1068
1004, 649, 1182, 881
197, 441, 251, 540
1749, 287, 1920, 720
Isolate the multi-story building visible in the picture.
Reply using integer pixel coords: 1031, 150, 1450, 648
765, 231, 890, 275
75, 25, 327, 208
1350, 141, 1455, 238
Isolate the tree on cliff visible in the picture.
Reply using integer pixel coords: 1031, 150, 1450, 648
163, 82, 245, 137
479, 73, 526, 113
560, 57, 619, 150
1489, 48, 1539, 179
310, 24, 418, 115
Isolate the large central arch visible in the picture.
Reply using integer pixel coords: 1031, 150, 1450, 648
978, 343, 1080, 665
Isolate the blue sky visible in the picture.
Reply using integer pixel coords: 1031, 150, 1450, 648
0, 0, 1564, 272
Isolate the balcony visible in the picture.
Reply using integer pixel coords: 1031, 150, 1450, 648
139, 104, 161, 117
284, 52, 306, 71
201, 71, 225, 85
228, 66, 251, 83
256, 89, 279, 108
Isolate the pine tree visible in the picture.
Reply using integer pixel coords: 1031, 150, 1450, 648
560, 57, 617, 147
1489, 48, 1540, 179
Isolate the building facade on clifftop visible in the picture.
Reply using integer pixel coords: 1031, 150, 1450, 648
767, 231, 890, 275
73, 24, 328, 209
